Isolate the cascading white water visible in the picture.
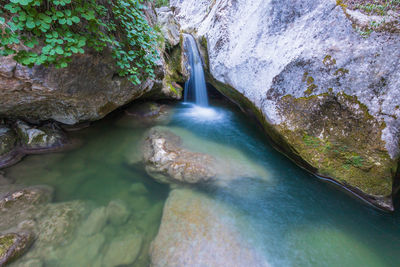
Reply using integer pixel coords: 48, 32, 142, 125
183, 34, 209, 106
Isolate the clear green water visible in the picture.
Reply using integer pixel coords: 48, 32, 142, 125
5, 100, 400, 266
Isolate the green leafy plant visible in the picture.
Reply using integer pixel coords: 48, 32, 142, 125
152, 0, 169, 8
0, 0, 159, 84
355, 0, 400, 15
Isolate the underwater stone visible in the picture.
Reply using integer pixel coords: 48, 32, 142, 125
35, 201, 89, 247
102, 233, 143, 267
61, 233, 105, 266
106, 200, 130, 226
80, 206, 108, 236
0, 185, 53, 211
129, 183, 149, 195
150, 188, 270, 267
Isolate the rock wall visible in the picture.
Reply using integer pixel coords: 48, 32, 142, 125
170, 0, 400, 210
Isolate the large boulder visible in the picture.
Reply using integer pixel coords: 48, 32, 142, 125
142, 127, 271, 186
143, 128, 217, 184
150, 188, 270, 267
170, 0, 400, 210
0, 50, 161, 124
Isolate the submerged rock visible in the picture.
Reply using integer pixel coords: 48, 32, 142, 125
0, 185, 53, 213
35, 201, 89, 246
171, 0, 400, 210
106, 200, 130, 226
143, 128, 217, 184
0, 232, 34, 266
150, 188, 269, 267
80, 207, 108, 237
129, 183, 149, 195
59, 233, 105, 267
102, 233, 143, 267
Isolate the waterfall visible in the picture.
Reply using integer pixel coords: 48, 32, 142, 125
183, 34, 209, 106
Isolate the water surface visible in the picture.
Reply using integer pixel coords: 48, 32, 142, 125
5, 100, 400, 266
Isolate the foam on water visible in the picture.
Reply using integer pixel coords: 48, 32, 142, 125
181, 104, 225, 122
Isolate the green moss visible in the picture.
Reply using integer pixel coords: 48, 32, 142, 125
323, 55, 337, 67
0, 234, 16, 259
305, 84, 318, 95
277, 93, 395, 197
334, 68, 349, 77
336, 0, 348, 10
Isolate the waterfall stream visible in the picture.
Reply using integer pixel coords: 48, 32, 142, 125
183, 34, 209, 106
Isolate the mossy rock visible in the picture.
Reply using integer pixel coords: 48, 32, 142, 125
275, 93, 396, 203
0, 232, 34, 266
15, 120, 67, 151
206, 70, 398, 210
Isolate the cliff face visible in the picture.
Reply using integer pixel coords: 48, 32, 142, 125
171, 0, 400, 210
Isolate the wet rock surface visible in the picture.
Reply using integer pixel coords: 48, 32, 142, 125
171, 0, 400, 210
150, 188, 270, 267
0, 125, 21, 169
0, 232, 34, 266
15, 120, 68, 152
142, 126, 270, 187
143, 128, 217, 184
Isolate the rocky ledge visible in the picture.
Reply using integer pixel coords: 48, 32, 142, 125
170, 0, 400, 210
0, 121, 72, 169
